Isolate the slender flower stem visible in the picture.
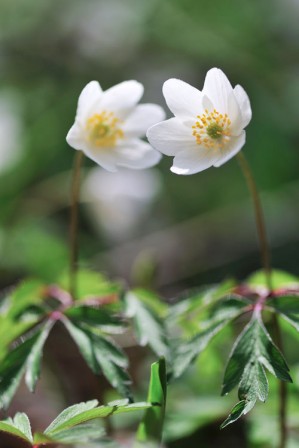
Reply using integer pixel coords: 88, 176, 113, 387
69, 150, 84, 299
236, 151, 287, 448
236, 151, 272, 290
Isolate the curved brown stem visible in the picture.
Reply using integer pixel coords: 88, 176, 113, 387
236, 151, 287, 448
236, 151, 272, 290
69, 150, 84, 299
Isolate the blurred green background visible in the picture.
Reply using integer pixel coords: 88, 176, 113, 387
0, 0, 299, 446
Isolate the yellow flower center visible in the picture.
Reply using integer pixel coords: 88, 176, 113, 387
86, 111, 124, 147
192, 109, 231, 149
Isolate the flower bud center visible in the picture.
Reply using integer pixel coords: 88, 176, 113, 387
206, 122, 223, 139
86, 111, 124, 147
192, 109, 231, 149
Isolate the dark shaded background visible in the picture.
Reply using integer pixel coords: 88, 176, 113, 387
0, 0, 299, 446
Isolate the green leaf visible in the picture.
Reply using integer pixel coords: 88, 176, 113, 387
136, 358, 167, 446
168, 280, 236, 328
1, 401, 150, 446
172, 296, 248, 378
25, 320, 54, 392
41, 421, 105, 444
173, 321, 228, 379
6, 279, 46, 319
9, 413, 33, 443
44, 400, 99, 434
125, 290, 169, 358
0, 413, 33, 443
220, 401, 247, 429
63, 318, 132, 399
0, 322, 54, 409
58, 269, 121, 305
221, 314, 292, 426
65, 305, 125, 334
267, 295, 299, 331
0, 280, 46, 358
45, 401, 151, 436
247, 269, 299, 290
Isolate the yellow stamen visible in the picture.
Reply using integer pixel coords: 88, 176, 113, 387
192, 108, 231, 150
86, 111, 124, 148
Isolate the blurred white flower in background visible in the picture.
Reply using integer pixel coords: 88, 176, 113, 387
0, 93, 23, 174
147, 68, 252, 175
82, 167, 162, 242
67, 80, 164, 171
61, 0, 156, 65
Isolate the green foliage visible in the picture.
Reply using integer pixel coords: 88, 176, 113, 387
171, 293, 250, 378
0, 400, 152, 446
125, 289, 169, 358
221, 314, 292, 428
0, 269, 130, 407
2, 271, 299, 437
167, 280, 236, 336
58, 269, 121, 305
65, 305, 125, 333
0, 321, 54, 409
136, 358, 167, 446
0, 280, 46, 359
247, 269, 299, 290
63, 318, 132, 400
0, 413, 33, 444
267, 295, 299, 331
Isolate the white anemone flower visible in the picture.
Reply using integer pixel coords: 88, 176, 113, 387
147, 68, 252, 175
66, 80, 165, 171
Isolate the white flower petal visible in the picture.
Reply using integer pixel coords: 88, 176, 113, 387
114, 139, 162, 169
203, 68, 233, 114
147, 118, 197, 156
123, 104, 166, 138
100, 80, 144, 116
171, 147, 217, 175
213, 131, 246, 167
84, 148, 118, 172
234, 85, 252, 128
66, 122, 88, 151
227, 91, 243, 135
163, 79, 204, 120
76, 81, 103, 122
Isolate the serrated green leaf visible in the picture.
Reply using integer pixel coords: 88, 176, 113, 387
11, 413, 33, 443
0, 421, 31, 443
42, 421, 105, 443
65, 306, 125, 334
0, 330, 40, 409
25, 320, 54, 392
173, 321, 228, 379
45, 401, 151, 436
63, 318, 132, 399
221, 314, 292, 426
0, 413, 33, 443
125, 291, 169, 359
0, 280, 46, 358
220, 400, 247, 429
45, 400, 99, 434
172, 297, 248, 379
267, 295, 299, 331
136, 358, 167, 446
0, 322, 54, 409
168, 280, 236, 327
